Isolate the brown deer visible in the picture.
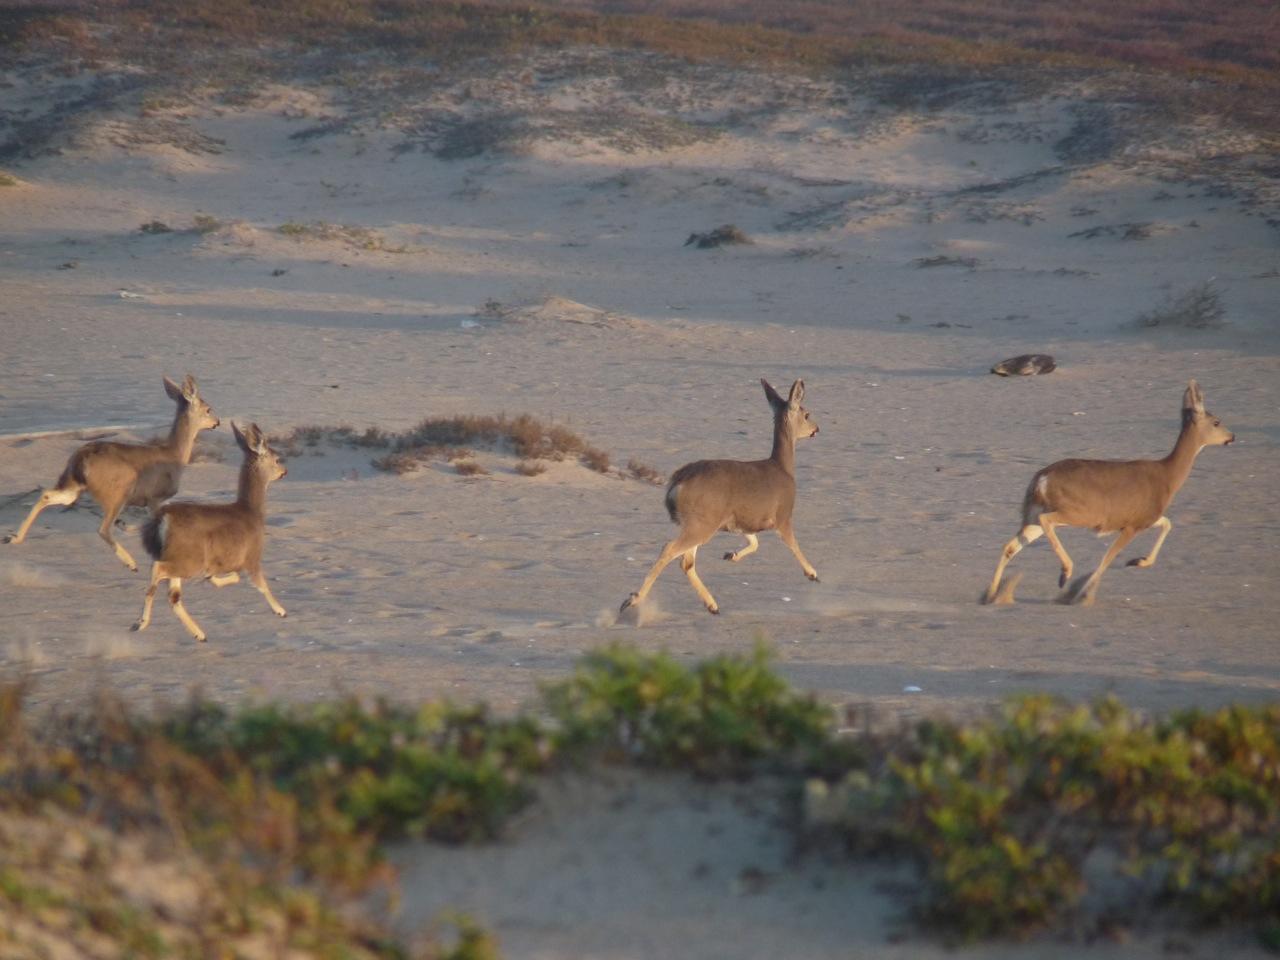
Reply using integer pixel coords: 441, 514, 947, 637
4, 375, 219, 571
981, 379, 1234, 607
132, 422, 287, 642
621, 378, 820, 616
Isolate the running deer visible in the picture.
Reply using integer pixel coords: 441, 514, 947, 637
4, 375, 220, 571
981, 379, 1234, 607
132, 421, 287, 642
621, 378, 820, 616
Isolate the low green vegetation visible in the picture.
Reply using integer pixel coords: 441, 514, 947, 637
3, 648, 1279, 955
278, 220, 408, 252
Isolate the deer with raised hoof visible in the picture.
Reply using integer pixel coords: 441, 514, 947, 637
132, 421, 287, 642
621, 378, 820, 616
982, 379, 1233, 607
4, 375, 219, 571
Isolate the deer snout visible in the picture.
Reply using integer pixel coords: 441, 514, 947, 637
1225, 433, 1235, 445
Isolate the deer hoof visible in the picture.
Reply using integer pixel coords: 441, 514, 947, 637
1, 535, 14, 544
196, 633, 208, 643
620, 593, 640, 613
723, 551, 735, 561
807, 572, 820, 582
131, 620, 146, 632
1125, 557, 1146, 568
276, 609, 288, 618
707, 605, 720, 615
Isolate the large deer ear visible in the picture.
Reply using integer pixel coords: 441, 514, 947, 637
246, 423, 268, 454
163, 376, 184, 402
761, 378, 786, 410
232, 421, 250, 452
787, 379, 805, 409
181, 374, 198, 401
1183, 379, 1204, 414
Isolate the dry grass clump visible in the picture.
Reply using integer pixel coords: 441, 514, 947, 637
1137, 281, 1226, 329
626, 458, 665, 485
278, 221, 407, 252
0, 172, 20, 187
387, 414, 612, 475
139, 219, 173, 234
914, 255, 978, 268
515, 459, 548, 476
684, 224, 752, 249
274, 415, 616, 477
453, 458, 488, 477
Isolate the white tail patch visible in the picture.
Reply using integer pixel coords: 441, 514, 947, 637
1035, 474, 1050, 499
156, 514, 170, 554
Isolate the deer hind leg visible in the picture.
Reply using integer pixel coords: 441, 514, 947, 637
4, 484, 81, 544
97, 499, 138, 571
621, 528, 708, 612
166, 577, 207, 642
1037, 513, 1074, 588
680, 546, 720, 614
777, 521, 819, 582
981, 524, 1043, 604
1126, 516, 1172, 569
132, 563, 167, 632
249, 569, 287, 618
723, 533, 758, 563
1061, 527, 1140, 607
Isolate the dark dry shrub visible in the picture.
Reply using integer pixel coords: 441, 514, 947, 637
139, 220, 172, 234
515, 459, 548, 476
684, 224, 752, 248
913, 255, 977, 268
453, 458, 488, 476
191, 213, 221, 233
580, 446, 610, 474
1137, 281, 1225, 329
626, 458, 664, 484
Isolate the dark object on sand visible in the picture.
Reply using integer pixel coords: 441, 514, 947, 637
684, 224, 752, 249
991, 354, 1056, 376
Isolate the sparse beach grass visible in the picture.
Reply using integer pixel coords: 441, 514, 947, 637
275, 415, 617, 477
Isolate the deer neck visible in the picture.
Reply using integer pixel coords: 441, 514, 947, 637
164, 406, 201, 465
1161, 416, 1204, 495
237, 464, 269, 515
770, 414, 797, 476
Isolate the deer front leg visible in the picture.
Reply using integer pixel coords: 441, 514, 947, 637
1061, 528, 1140, 607
1126, 516, 1172, 569
98, 500, 138, 571
4, 485, 80, 544
777, 522, 819, 582
723, 533, 758, 562
250, 569, 287, 618
209, 572, 241, 588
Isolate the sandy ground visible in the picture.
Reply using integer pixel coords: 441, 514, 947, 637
1, 50, 1278, 955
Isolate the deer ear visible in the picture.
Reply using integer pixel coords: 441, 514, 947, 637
761, 378, 786, 409
1183, 379, 1204, 413
232, 421, 249, 452
181, 374, 198, 400
247, 423, 268, 454
163, 376, 184, 402
787, 379, 805, 408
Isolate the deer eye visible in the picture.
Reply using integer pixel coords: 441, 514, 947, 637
1213, 419, 1221, 427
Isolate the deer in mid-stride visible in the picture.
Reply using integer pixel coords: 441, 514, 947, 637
132, 422, 287, 642
621, 378, 820, 616
981, 379, 1234, 607
4, 375, 219, 571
